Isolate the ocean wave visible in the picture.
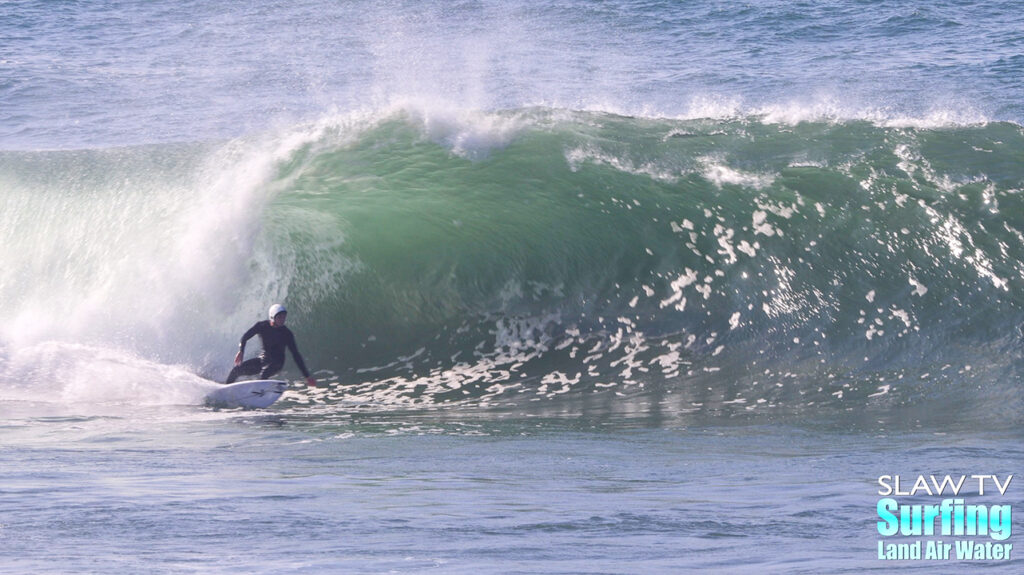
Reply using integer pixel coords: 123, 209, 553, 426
2, 106, 1022, 420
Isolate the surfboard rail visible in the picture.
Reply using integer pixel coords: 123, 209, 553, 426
205, 379, 288, 409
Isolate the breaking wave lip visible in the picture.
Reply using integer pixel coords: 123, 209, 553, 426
558, 93, 997, 133
749, 99, 992, 129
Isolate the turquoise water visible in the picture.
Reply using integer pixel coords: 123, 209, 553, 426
2, 1, 1023, 572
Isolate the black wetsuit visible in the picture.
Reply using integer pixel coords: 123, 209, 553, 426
225, 320, 310, 383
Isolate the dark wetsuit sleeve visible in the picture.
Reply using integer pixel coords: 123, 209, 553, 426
287, 331, 311, 377
238, 322, 260, 355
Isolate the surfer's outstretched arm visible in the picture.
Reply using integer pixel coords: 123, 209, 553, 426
287, 334, 317, 387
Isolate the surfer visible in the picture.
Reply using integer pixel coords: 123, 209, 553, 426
225, 304, 317, 387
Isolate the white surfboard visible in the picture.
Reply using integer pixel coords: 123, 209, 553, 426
205, 379, 288, 409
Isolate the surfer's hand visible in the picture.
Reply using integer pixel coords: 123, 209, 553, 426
306, 376, 317, 387
234, 351, 243, 366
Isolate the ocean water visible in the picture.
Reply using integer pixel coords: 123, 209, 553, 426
1, 1, 1022, 573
